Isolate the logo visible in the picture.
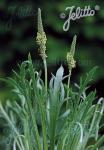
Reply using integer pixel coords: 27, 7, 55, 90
60, 5, 100, 31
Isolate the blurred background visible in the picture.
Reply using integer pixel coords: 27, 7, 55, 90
0, 0, 104, 148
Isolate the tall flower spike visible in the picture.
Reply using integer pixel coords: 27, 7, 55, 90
66, 35, 77, 109
36, 9, 48, 149
36, 8, 47, 59
67, 35, 77, 70
36, 8, 48, 93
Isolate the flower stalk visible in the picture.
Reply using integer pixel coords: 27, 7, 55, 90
66, 35, 77, 108
36, 8, 48, 93
36, 8, 48, 150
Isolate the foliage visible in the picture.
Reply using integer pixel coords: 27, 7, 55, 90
0, 54, 104, 150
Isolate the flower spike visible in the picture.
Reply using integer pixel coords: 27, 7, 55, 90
36, 8, 48, 93
67, 35, 77, 70
36, 8, 47, 59
66, 35, 77, 108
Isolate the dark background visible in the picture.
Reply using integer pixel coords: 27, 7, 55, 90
0, 0, 104, 101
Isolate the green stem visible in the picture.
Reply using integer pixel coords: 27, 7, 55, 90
43, 58, 48, 93
66, 70, 71, 109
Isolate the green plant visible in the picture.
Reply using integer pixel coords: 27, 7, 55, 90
0, 8, 104, 150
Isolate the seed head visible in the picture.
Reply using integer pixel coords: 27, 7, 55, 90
67, 52, 76, 70
67, 35, 77, 70
36, 8, 47, 59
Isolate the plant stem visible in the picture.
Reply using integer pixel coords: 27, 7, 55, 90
43, 58, 48, 93
66, 70, 71, 109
